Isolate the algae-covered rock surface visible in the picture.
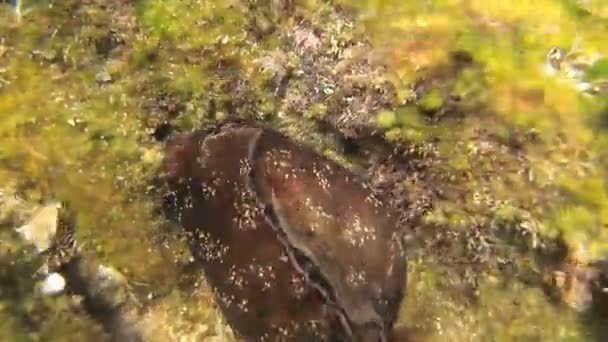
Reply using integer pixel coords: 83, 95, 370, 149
1, 0, 608, 341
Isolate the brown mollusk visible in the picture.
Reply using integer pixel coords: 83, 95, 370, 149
161, 119, 407, 341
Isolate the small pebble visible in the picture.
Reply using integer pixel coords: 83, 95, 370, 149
95, 71, 113, 84
40, 272, 66, 295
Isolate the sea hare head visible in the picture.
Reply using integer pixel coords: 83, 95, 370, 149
161, 119, 407, 341
161, 133, 195, 179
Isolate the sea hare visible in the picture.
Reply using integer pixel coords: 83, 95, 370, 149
161, 119, 407, 341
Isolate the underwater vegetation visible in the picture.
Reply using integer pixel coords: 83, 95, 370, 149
1, 0, 608, 341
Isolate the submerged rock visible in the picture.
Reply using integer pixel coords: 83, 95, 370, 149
161, 119, 408, 341
52, 207, 147, 342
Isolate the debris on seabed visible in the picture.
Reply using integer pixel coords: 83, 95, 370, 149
39, 272, 66, 295
14, 202, 61, 253
543, 44, 607, 95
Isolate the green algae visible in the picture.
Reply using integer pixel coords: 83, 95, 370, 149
342, 0, 608, 339
1, 0, 608, 341
348, 0, 608, 242
402, 258, 588, 341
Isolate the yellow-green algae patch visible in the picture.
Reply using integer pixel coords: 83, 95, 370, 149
343, 0, 608, 340
345, 0, 608, 256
